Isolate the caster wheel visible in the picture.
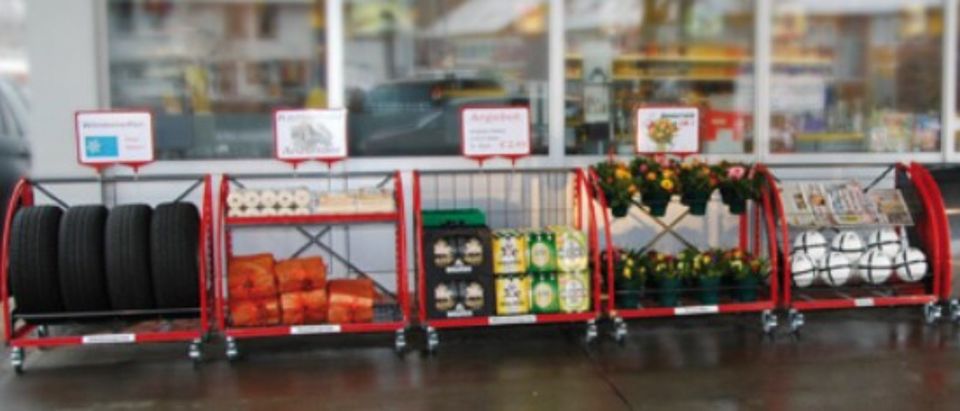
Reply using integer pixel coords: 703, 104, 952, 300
613, 318, 627, 346
225, 338, 240, 362
949, 300, 960, 323
189, 340, 203, 369
10, 348, 24, 375
423, 327, 439, 356
788, 309, 804, 334
923, 302, 942, 325
394, 330, 407, 357
761, 310, 778, 335
584, 320, 598, 344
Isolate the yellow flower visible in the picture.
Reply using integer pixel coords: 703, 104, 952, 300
623, 268, 633, 279
660, 179, 674, 191
646, 172, 657, 181
615, 169, 631, 180
628, 185, 638, 194
663, 169, 674, 178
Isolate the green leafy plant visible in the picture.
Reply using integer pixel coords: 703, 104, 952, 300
593, 160, 637, 217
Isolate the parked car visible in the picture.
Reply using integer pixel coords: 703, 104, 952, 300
0, 77, 30, 235
348, 77, 536, 156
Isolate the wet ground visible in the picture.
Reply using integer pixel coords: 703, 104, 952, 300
1, 308, 959, 410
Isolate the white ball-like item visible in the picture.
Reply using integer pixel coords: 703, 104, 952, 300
819, 251, 852, 287
260, 207, 278, 217
857, 248, 894, 285
276, 190, 295, 208
241, 190, 262, 209
894, 247, 928, 283
793, 230, 828, 261
227, 192, 245, 209
867, 228, 901, 256
238, 207, 257, 218
831, 231, 865, 263
293, 189, 312, 208
276, 207, 294, 216
259, 190, 278, 208
227, 208, 242, 218
293, 207, 311, 216
791, 252, 817, 288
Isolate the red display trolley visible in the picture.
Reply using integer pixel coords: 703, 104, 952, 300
771, 163, 952, 333
589, 164, 781, 342
214, 172, 410, 359
413, 168, 603, 353
1, 175, 213, 373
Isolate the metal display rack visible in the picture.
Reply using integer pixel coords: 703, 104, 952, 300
770, 163, 953, 332
1, 175, 213, 373
589, 165, 781, 342
413, 168, 603, 353
213, 171, 410, 359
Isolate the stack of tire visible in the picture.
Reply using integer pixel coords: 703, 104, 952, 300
8, 202, 201, 320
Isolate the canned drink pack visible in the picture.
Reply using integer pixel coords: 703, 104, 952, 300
493, 230, 528, 275
558, 270, 591, 313
552, 227, 588, 272
530, 272, 560, 314
495, 275, 531, 315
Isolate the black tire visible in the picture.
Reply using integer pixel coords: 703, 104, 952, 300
58, 205, 110, 312
9, 206, 64, 314
105, 204, 155, 310
150, 202, 200, 309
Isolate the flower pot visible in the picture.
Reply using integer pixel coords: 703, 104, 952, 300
611, 203, 630, 218
720, 186, 748, 214
615, 289, 643, 309
643, 191, 672, 217
734, 276, 760, 302
656, 277, 681, 307
682, 191, 712, 216
697, 276, 721, 304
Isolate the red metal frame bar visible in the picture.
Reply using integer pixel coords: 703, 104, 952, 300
1, 176, 211, 350
588, 164, 779, 320
215, 172, 409, 340
908, 163, 952, 300
414, 168, 602, 330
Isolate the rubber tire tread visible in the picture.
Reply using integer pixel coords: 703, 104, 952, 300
105, 204, 155, 310
58, 205, 111, 311
9, 206, 64, 314
150, 202, 200, 309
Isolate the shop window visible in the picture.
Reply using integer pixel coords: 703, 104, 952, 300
343, 0, 549, 156
564, 0, 756, 155
106, 0, 328, 159
771, 1, 943, 154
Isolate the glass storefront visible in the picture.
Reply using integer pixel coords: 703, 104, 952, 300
770, 0, 943, 154
343, 0, 549, 156
107, 0, 328, 159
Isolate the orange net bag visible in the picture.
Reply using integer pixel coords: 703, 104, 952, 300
280, 289, 329, 325
327, 279, 375, 324
229, 297, 281, 327
276, 257, 327, 293
228, 254, 278, 300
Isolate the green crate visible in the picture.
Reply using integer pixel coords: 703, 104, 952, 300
421, 208, 486, 228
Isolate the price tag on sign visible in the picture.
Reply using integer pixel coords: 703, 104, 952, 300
635, 106, 700, 155
461, 106, 532, 163
75, 110, 155, 170
274, 109, 348, 165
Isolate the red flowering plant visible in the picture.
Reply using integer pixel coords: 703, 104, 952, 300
713, 161, 763, 214
593, 159, 637, 218
678, 158, 719, 216
630, 156, 681, 217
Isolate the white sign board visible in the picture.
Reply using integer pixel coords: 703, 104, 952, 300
274, 109, 348, 163
636, 107, 700, 154
461, 107, 531, 159
75, 111, 154, 167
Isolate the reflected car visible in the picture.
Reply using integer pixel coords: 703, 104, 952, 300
0, 77, 30, 236
348, 77, 532, 156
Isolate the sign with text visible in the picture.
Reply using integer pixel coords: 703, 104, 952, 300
461, 106, 531, 161
274, 109, 348, 163
75, 111, 154, 168
635, 107, 699, 154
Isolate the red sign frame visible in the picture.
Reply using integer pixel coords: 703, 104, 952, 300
459, 104, 533, 166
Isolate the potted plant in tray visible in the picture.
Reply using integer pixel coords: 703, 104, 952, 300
649, 251, 681, 307
614, 249, 647, 309
714, 161, 761, 214
631, 156, 680, 217
594, 160, 637, 218
692, 249, 724, 304
679, 158, 719, 216
725, 249, 768, 302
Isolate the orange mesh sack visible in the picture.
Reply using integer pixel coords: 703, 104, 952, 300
228, 254, 278, 300
327, 279, 375, 324
280, 290, 329, 325
276, 257, 327, 293
229, 297, 281, 327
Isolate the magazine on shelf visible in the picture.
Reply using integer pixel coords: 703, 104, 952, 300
801, 183, 833, 224
824, 181, 877, 226
780, 184, 817, 227
867, 189, 914, 226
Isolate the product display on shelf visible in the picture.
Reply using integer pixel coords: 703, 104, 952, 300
772, 163, 952, 333
215, 172, 410, 359
590, 157, 779, 341
414, 169, 602, 354
1, 175, 212, 373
